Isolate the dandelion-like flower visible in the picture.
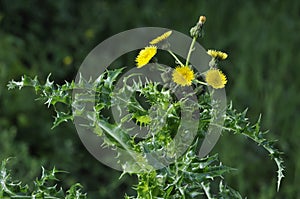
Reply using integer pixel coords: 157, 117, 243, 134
149, 31, 172, 45
172, 66, 195, 86
135, 46, 157, 68
205, 69, 227, 89
207, 50, 228, 60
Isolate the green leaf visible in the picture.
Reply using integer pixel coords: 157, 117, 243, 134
0, 159, 87, 198
225, 103, 285, 191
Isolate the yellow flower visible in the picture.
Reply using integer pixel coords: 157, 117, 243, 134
205, 69, 227, 89
135, 46, 157, 68
149, 31, 172, 45
199, 16, 206, 24
207, 50, 228, 60
172, 66, 195, 86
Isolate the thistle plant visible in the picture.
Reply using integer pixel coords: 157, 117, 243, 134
6, 16, 284, 198
0, 159, 86, 198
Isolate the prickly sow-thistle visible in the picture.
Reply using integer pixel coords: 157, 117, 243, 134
7, 15, 284, 199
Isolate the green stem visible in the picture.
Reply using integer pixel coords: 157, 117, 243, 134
185, 37, 197, 66
168, 50, 184, 66
194, 79, 207, 86
201, 183, 214, 199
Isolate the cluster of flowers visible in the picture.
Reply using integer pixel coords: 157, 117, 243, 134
135, 18, 228, 89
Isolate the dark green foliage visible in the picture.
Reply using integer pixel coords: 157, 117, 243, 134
0, 159, 86, 198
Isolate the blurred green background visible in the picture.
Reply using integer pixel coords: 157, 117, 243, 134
0, 0, 299, 198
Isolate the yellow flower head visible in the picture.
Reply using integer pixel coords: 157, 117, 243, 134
172, 66, 195, 86
205, 69, 227, 89
149, 31, 172, 45
207, 50, 228, 60
199, 16, 206, 24
135, 45, 157, 68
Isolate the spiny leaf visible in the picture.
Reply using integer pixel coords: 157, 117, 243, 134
0, 159, 86, 198
52, 111, 73, 129
225, 105, 285, 191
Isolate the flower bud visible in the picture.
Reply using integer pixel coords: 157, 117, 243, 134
199, 16, 206, 24
190, 15, 206, 38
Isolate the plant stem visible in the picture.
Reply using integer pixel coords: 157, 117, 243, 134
185, 36, 197, 66
168, 50, 184, 66
194, 79, 207, 86
201, 183, 214, 199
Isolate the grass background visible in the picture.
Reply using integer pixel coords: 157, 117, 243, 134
0, 0, 299, 198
